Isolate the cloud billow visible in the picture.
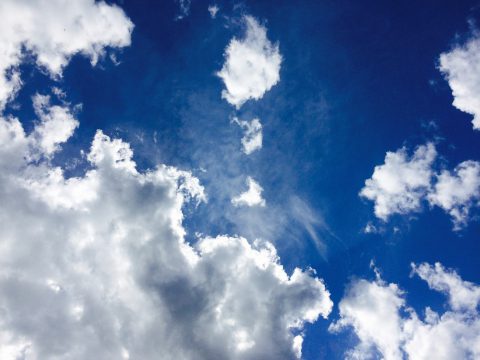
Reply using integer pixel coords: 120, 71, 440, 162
330, 262, 480, 360
0, 2, 333, 359
217, 16, 282, 109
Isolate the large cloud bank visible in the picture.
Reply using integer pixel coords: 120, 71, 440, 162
0, 2, 333, 359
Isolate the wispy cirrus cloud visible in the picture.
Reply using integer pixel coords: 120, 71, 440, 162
361, 142, 480, 230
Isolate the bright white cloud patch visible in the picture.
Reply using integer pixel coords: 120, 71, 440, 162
232, 176, 266, 207
428, 160, 480, 230
217, 16, 282, 108
0, 0, 133, 109
412, 262, 480, 312
233, 117, 263, 154
360, 143, 437, 220
361, 142, 480, 229
31, 94, 79, 157
439, 35, 480, 129
330, 263, 480, 360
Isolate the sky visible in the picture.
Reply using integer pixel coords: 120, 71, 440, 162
0, 0, 480, 359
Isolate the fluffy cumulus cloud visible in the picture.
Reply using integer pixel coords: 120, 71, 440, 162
0, 0, 133, 109
233, 117, 263, 155
217, 16, 282, 108
330, 263, 480, 360
428, 160, 480, 229
30, 94, 80, 157
0, 99, 333, 359
232, 176, 266, 207
360, 143, 437, 220
361, 142, 480, 229
439, 34, 480, 129
0, 3, 333, 358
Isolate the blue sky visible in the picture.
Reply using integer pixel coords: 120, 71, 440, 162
1, 0, 480, 359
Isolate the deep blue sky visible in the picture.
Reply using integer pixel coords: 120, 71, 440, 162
8, 0, 480, 358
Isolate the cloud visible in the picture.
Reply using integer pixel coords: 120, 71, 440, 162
208, 4, 219, 19
217, 16, 282, 108
330, 262, 480, 360
428, 160, 480, 230
361, 142, 480, 229
412, 262, 480, 312
0, 0, 133, 109
439, 34, 480, 129
0, 2, 336, 358
232, 176, 266, 207
175, 0, 191, 20
233, 117, 263, 155
360, 143, 437, 220
0, 105, 333, 359
30, 94, 80, 157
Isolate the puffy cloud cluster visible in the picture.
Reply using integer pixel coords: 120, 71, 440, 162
439, 34, 480, 129
232, 176, 267, 207
217, 16, 282, 108
0, 3, 333, 358
361, 143, 480, 229
233, 117, 263, 155
360, 143, 436, 220
330, 263, 480, 360
0, 0, 133, 109
428, 160, 480, 230
0, 98, 333, 359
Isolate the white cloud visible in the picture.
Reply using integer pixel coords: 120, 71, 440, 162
428, 160, 480, 230
217, 16, 282, 108
30, 94, 79, 157
232, 176, 266, 207
412, 262, 480, 312
360, 143, 437, 220
330, 262, 480, 360
439, 35, 480, 129
0, 0, 133, 109
361, 142, 480, 229
0, 2, 336, 358
208, 4, 219, 19
0, 100, 332, 360
233, 117, 263, 155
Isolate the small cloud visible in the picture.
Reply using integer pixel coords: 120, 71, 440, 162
208, 4, 219, 18
232, 176, 266, 207
363, 222, 378, 234
360, 143, 437, 220
217, 15, 282, 108
233, 117, 263, 155
175, 0, 191, 20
